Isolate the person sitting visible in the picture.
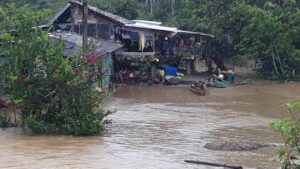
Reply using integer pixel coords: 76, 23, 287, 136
213, 68, 235, 84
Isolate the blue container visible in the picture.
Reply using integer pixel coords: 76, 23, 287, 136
164, 66, 177, 76
226, 73, 234, 83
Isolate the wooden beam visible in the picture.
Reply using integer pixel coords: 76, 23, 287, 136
82, 0, 88, 51
153, 33, 155, 52
70, 4, 76, 32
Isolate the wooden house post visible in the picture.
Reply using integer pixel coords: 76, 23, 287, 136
83, 0, 88, 51
153, 33, 156, 52
70, 4, 75, 32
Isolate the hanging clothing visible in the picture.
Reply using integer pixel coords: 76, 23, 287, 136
122, 31, 131, 39
138, 32, 146, 52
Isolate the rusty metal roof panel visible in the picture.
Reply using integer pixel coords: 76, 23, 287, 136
48, 31, 123, 53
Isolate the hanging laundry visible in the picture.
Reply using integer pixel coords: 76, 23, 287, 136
122, 31, 131, 39
138, 32, 146, 52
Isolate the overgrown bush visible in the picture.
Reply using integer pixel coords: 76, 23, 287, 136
270, 102, 300, 169
0, 6, 111, 135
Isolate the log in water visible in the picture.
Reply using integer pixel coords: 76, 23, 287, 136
185, 160, 243, 169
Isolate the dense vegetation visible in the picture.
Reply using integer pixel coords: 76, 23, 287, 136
0, 114, 11, 128
270, 102, 300, 168
0, 6, 110, 135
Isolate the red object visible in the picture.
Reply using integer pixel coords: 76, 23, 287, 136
83, 51, 104, 64
120, 71, 130, 82
83, 54, 97, 64
90, 57, 97, 64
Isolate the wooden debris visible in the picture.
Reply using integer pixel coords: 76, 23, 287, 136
184, 160, 243, 169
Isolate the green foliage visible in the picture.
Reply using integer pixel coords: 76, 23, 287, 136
0, 6, 110, 135
111, 0, 139, 20
238, 2, 300, 79
0, 0, 67, 8
164, 0, 300, 79
89, 0, 139, 20
177, 50, 192, 58
270, 102, 300, 169
0, 114, 11, 128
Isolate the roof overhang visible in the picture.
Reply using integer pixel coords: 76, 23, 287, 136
132, 20, 162, 26
171, 30, 215, 38
125, 22, 178, 32
125, 20, 214, 38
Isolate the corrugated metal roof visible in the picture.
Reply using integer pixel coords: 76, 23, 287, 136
125, 22, 178, 32
45, 1, 214, 37
48, 31, 123, 53
125, 21, 214, 37
172, 30, 215, 38
70, 0, 133, 25
132, 20, 162, 26
46, 0, 133, 27
47, 3, 71, 27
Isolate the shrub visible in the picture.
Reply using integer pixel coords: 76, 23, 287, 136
269, 102, 300, 169
0, 7, 111, 135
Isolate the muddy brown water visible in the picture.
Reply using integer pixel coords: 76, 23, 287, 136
1, 82, 300, 169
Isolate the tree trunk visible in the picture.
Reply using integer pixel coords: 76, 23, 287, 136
271, 45, 279, 76
150, 0, 153, 14
274, 45, 284, 74
171, 0, 175, 16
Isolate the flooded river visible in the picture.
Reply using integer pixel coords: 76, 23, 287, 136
1, 83, 300, 169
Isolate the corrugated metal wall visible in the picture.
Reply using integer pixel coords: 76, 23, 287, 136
101, 53, 112, 95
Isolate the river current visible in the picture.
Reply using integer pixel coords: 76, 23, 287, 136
1, 83, 300, 169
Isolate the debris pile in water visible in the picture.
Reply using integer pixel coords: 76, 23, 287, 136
204, 140, 266, 151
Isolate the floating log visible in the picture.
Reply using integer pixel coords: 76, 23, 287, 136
184, 160, 243, 169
